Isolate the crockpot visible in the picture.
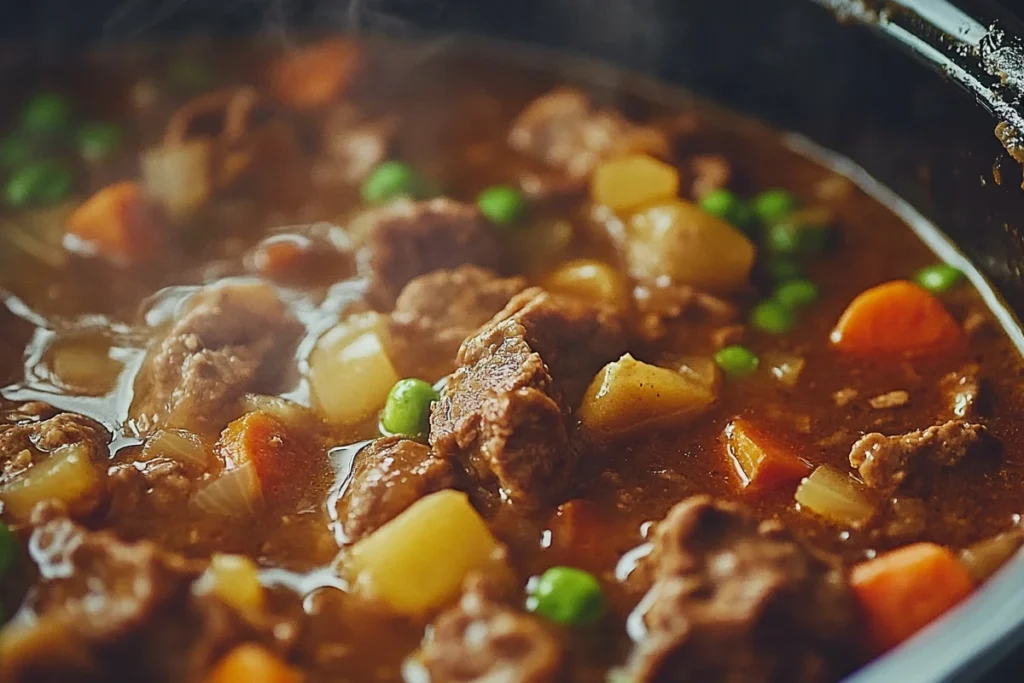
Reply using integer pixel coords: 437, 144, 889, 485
3, 0, 1024, 680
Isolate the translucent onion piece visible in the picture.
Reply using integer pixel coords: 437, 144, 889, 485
960, 531, 1024, 583
0, 444, 103, 521
141, 140, 212, 215
141, 429, 212, 471
239, 394, 311, 428
189, 462, 262, 518
763, 350, 806, 388
795, 465, 875, 527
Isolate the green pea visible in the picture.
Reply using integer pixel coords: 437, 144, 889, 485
914, 263, 964, 294
21, 92, 72, 135
526, 566, 606, 626
768, 259, 803, 283
752, 188, 797, 222
361, 161, 422, 204
76, 122, 122, 162
766, 222, 829, 257
774, 279, 820, 310
699, 189, 753, 230
4, 160, 73, 208
750, 299, 796, 334
380, 378, 439, 438
477, 185, 528, 226
0, 137, 35, 171
714, 345, 760, 378
0, 521, 17, 577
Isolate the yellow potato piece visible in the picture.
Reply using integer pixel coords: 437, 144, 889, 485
626, 199, 756, 292
0, 443, 103, 521
309, 313, 399, 425
579, 353, 717, 438
197, 554, 265, 614
346, 490, 505, 616
590, 154, 679, 213
541, 259, 628, 309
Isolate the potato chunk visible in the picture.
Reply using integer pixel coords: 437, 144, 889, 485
541, 258, 628, 310
346, 490, 505, 616
0, 443, 104, 521
626, 199, 755, 291
579, 354, 716, 438
590, 154, 679, 212
309, 312, 399, 424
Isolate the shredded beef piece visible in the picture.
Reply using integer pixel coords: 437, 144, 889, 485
687, 154, 732, 199
335, 436, 455, 543
868, 390, 910, 410
389, 266, 527, 377
0, 505, 292, 683
354, 198, 501, 305
849, 419, 992, 492
509, 88, 670, 181
0, 414, 110, 517
131, 282, 302, 434
430, 289, 625, 508
629, 496, 860, 683
940, 363, 985, 418
419, 577, 562, 683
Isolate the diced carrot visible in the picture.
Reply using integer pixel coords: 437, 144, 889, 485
205, 644, 302, 683
830, 280, 962, 357
267, 39, 359, 109
217, 411, 311, 500
723, 418, 811, 493
65, 181, 165, 265
851, 542, 974, 653
251, 235, 312, 281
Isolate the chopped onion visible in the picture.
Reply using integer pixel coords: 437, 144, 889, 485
795, 465, 875, 527
189, 462, 262, 518
960, 531, 1024, 583
141, 429, 212, 471
141, 140, 212, 215
0, 444, 103, 521
763, 350, 805, 388
239, 394, 312, 428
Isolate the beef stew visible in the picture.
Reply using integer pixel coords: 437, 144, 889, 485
1, 37, 1024, 683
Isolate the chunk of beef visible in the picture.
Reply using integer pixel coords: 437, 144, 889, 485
353, 198, 501, 305
509, 88, 670, 181
334, 436, 455, 543
430, 289, 625, 508
419, 577, 563, 683
389, 265, 528, 377
849, 419, 992, 492
632, 282, 739, 343
0, 413, 110, 519
628, 496, 860, 683
940, 363, 985, 418
0, 505, 292, 682
131, 282, 302, 434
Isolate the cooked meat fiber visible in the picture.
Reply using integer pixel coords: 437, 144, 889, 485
849, 419, 992, 492
429, 288, 626, 508
628, 496, 860, 683
354, 198, 501, 305
334, 436, 455, 543
0, 504, 291, 683
131, 282, 302, 434
509, 87, 670, 180
389, 265, 527, 377
0, 413, 111, 518
419, 577, 563, 683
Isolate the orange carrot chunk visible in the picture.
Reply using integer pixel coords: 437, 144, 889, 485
830, 280, 962, 357
851, 542, 974, 653
205, 644, 303, 683
267, 39, 358, 109
217, 411, 310, 501
723, 418, 812, 493
65, 181, 164, 265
